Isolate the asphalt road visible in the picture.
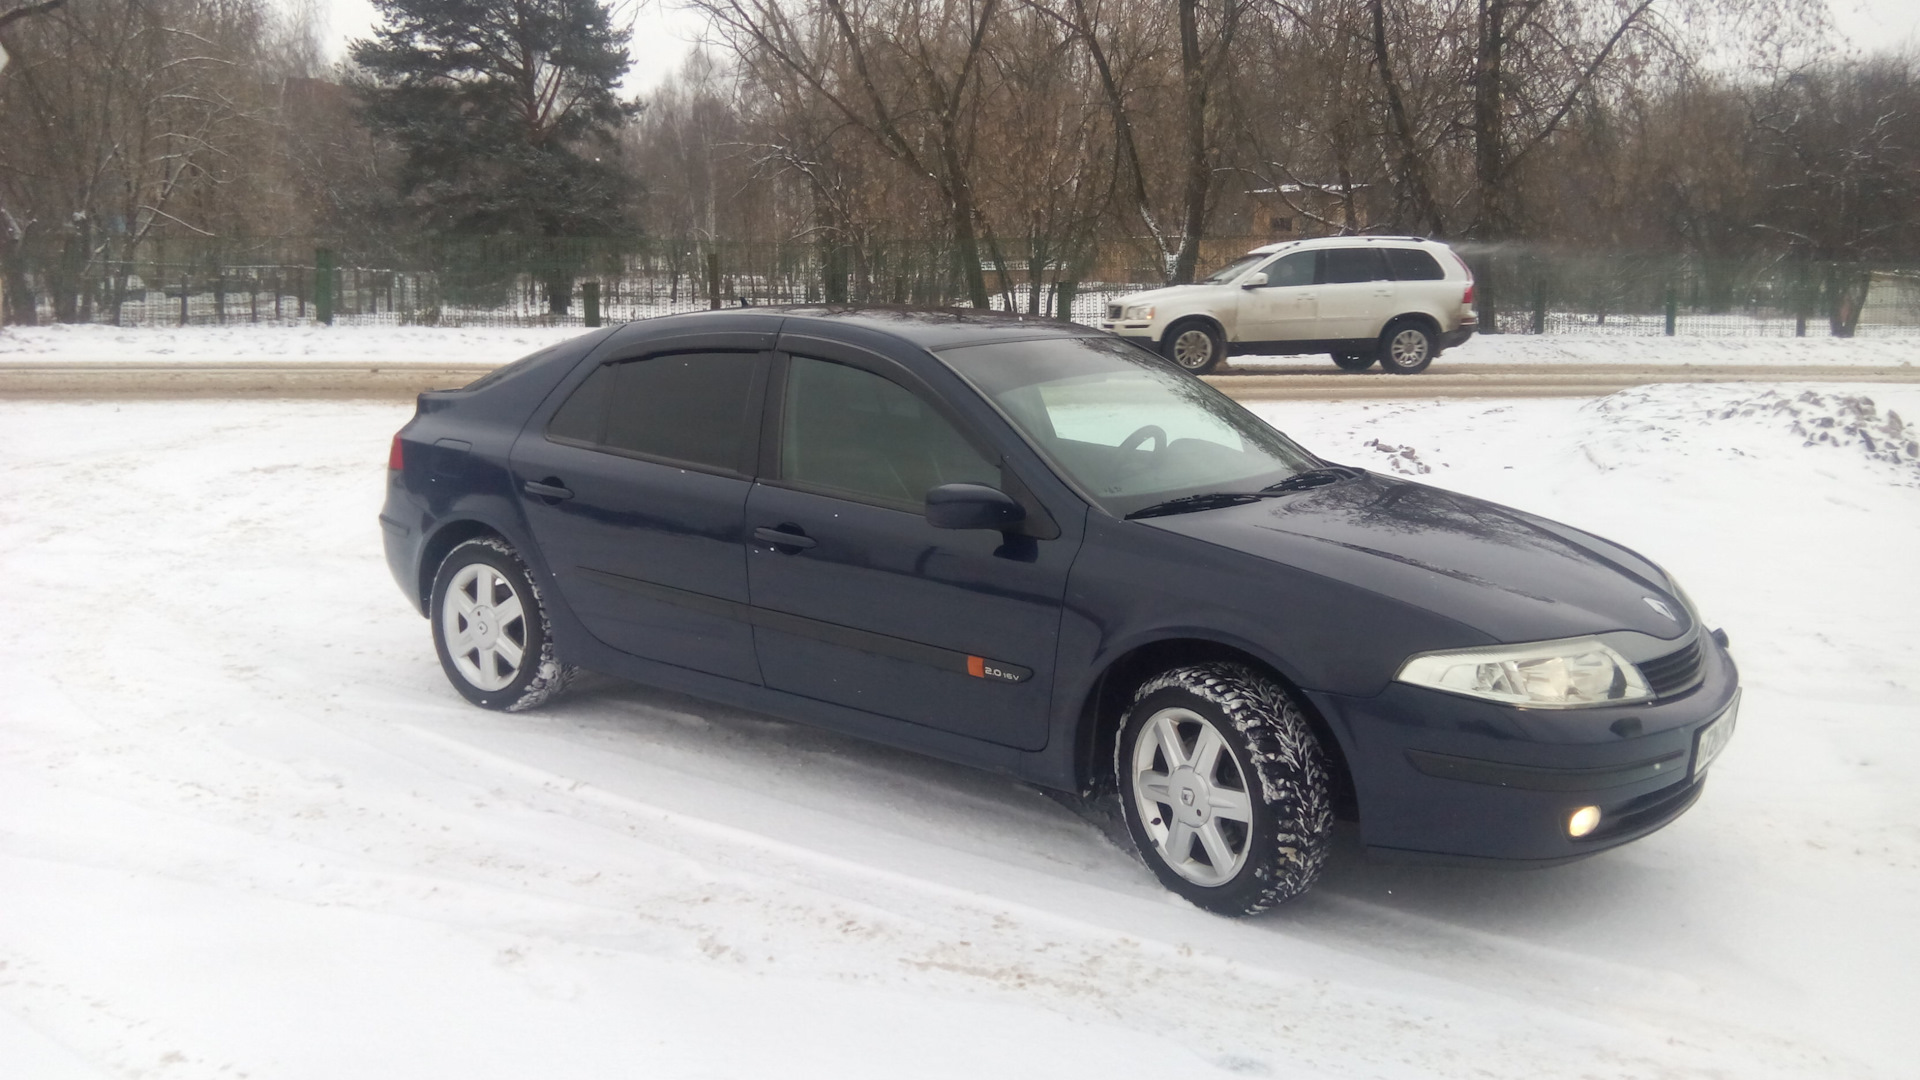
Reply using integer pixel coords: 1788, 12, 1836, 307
1, 358, 1915, 400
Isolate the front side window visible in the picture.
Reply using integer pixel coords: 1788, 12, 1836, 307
941, 336, 1319, 516
1256, 251, 1316, 288
1202, 253, 1267, 284
780, 356, 1000, 509
547, 351, 759, 473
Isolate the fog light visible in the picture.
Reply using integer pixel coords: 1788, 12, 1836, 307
1568, 805, 1602, 838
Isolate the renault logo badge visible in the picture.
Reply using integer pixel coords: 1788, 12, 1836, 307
1644, 597, 1678, 621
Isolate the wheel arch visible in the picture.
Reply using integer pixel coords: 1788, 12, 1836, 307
1382, 310, 1442, 339
416, 518, 508, 611
1071, 636, 1359, 821
1160, 312, 1227, 346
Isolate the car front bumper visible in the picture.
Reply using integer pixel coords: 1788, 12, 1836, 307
1098, 320, 1159, 341
1305, 633, 1739, 865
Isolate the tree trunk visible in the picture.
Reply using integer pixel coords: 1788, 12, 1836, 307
1171, 0, 1212, 284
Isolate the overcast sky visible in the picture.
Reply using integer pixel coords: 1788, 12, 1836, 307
319, 0, 1920, 96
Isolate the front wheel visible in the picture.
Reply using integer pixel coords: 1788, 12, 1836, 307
1116, 663, 1334, 915
1160, 320, 1225, 375
430, 536, 576, 711
1378, 321, 1436, 374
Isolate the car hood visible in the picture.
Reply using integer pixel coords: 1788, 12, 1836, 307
1141, 471, 1692, 644
1115, 283, 1236, 310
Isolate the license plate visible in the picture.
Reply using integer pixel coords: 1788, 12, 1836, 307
1693, 690, 1740, 778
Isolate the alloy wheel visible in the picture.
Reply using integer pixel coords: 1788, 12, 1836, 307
1130, 705, 1255, 886
1171, 328, 1216, 370
1388, 328, 1430, 366
440, 562, 528, 692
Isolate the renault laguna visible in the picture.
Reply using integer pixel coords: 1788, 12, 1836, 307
379, 308, 1738, 915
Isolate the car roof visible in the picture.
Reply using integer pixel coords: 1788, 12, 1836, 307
1246, 235, 1444, 256
617, 305, 1101, 352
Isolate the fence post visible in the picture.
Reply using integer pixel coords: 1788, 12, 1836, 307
215, 274, 226, 325
315, 248, 335, 325
1530, 275, 1546, 334
707, 251, 721, 310
583, 281, 601, 327
179, 279, 189, 326
1663, 283, 1677, 336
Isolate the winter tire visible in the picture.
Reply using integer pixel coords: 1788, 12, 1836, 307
1161, 320, 1225, 374
1377, 321, 1436, 374
1116, 663, 1334, 915
1331, 350, 1376, 372
430, 536, 576, 711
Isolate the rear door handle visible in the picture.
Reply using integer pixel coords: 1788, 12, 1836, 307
523, 479, 574, 500
753, 526, 816, 550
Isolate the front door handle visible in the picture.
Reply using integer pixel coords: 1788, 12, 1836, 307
753, 526, 816, 551
523, 479, 574, 501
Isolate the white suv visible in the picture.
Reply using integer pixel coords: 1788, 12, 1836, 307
1100, 236, 1478, 374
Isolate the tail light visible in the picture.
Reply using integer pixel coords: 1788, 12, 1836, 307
1462, 283, 1475, 306
388, 433, 405, 470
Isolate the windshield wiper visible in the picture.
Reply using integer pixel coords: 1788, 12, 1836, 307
1125, 468, 1355, 520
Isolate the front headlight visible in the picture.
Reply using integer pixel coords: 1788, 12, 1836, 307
1396, 636, 1652, 709
1123, 303, 1155, 320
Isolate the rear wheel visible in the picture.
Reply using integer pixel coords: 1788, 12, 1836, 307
1378, 321, 1436, 374
430, 537, 576, 711
1160, 320, 1225, 375
1116, 663, 1334, 915
1331, 350, 1376, 372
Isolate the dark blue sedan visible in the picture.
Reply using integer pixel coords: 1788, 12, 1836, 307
380, 308, 1739, 915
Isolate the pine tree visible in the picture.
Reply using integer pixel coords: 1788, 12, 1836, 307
351, 0, 640, 313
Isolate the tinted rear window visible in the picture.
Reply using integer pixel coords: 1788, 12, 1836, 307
1384, 248, 1445, 280
547, 352, 759, 472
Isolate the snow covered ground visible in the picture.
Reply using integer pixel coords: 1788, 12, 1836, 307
2, 382, 1916, 1078
3, 321, 1917, 369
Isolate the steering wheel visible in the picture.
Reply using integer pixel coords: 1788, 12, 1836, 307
1120, 424, 1167, 452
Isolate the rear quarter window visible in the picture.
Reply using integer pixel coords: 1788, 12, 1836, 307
1384, 248, 1446, 281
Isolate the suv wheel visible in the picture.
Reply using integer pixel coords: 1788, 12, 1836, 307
430, 536, 577, 711
1378, 321, 1436, 374
1161, 320, 1225, 374
1116, 663, 1334, 915
1331, 350, 1376, 372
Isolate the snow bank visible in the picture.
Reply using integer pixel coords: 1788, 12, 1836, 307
1, 383, 1916, 1078
0, 323, 589, 365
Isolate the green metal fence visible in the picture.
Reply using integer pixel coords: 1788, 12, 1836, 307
5, 236, 1918, 336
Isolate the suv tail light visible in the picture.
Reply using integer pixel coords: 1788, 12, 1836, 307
1462, 282, 1475, 306
388, 433, 405, 470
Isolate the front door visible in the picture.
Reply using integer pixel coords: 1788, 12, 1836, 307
744, 349, 1076, 751
511, 348, 768, 683
1236, 249, 1320, 342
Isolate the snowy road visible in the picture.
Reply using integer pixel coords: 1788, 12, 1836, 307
3, 387, 1917, 1078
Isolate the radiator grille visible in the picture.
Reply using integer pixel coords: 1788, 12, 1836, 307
1108, 303, 1124, 320
1639, 640, 1704, 698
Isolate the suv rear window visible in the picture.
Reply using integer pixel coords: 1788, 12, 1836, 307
1384, 248, 1446, 280
1322, 247, 1388, 284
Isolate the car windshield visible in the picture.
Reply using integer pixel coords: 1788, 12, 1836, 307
1200, 253, 1266, 284
939, 335, 1322, 517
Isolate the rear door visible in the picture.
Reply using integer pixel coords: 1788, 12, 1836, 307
743, 340, 1076, 751
1316, 246, 1394, 339
510, 338, 769, 683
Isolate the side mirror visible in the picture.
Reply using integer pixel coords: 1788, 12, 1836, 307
925, 483, 1025, 531
1240, 272, 1268, 289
